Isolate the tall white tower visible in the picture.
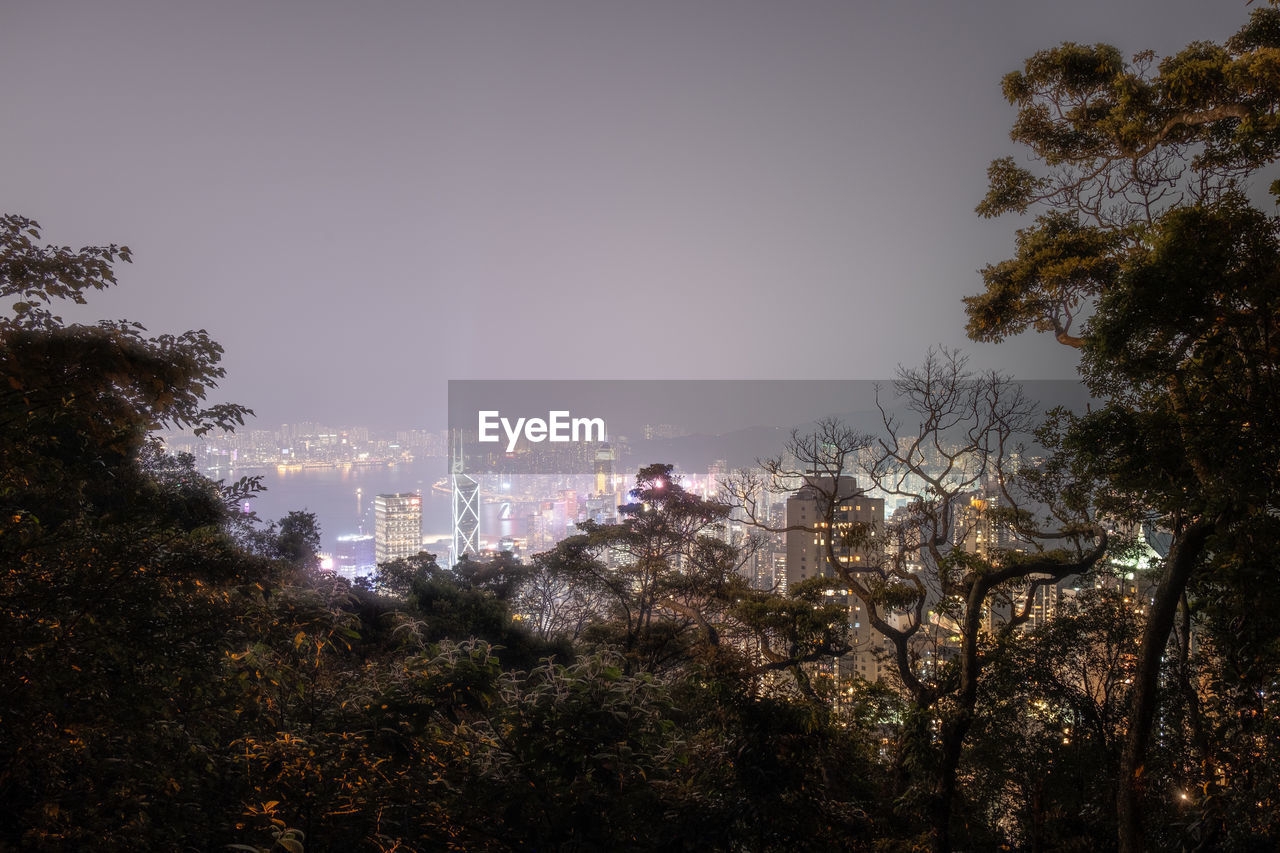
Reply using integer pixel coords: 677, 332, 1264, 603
451, 430, 479, 565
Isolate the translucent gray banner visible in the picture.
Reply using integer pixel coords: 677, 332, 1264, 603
446, 378, 1089, 477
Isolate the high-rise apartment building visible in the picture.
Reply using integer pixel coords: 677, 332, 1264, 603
594, 445, 617, 497
785, 476, 884, 587
785, 475, 887, 682
374, 492, 423, 566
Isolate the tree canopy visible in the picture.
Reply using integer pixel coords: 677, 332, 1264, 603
970, 7, 1280, 851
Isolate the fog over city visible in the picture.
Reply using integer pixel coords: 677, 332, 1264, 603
1, 1, 1236, 429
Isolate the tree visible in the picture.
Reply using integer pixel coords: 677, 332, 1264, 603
972, 10, 1280, 850
0, 215, 270, 847
540, 463, 736, 673
363, 549, 566, 670
729, 351, 1107, 853
965, 588, 1142, 851
1, 216, 888, 848
542, 465, 891, 848
514, 545, 612, 642
542, 464, 858, 696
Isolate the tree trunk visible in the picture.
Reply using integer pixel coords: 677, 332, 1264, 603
932, 715, 970, 853
1117, 519, 1212, 853
932, 578, 989, 853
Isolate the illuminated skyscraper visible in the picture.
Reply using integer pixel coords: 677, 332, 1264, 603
785, 476, 883, 587
785, 475, 886, 682
594, 444, 616, 496
374, 492, 423, 566
451, 431, 479, 565
334, 533, 375, 578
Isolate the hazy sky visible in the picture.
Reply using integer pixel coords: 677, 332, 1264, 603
1, 1, 1245, 429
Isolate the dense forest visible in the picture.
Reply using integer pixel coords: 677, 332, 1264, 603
4, 7, 1280, 852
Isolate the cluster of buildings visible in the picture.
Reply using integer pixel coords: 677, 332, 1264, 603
191, 421, 1158, 694
338, 456, 1159, 700
163, 424, 452, 471
777, 471, 1162, 690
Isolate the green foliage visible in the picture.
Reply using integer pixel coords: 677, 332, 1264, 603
974, 156, 1047, 218
974, 8, 1280, 851
0, 219, 896, 849
971, 8, 1280, 346
1, 213, 130, 313
967, 211, 1122, 344
0, 217, 267, 849
366, 551, 562, 669
962, 590, 1141, 849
